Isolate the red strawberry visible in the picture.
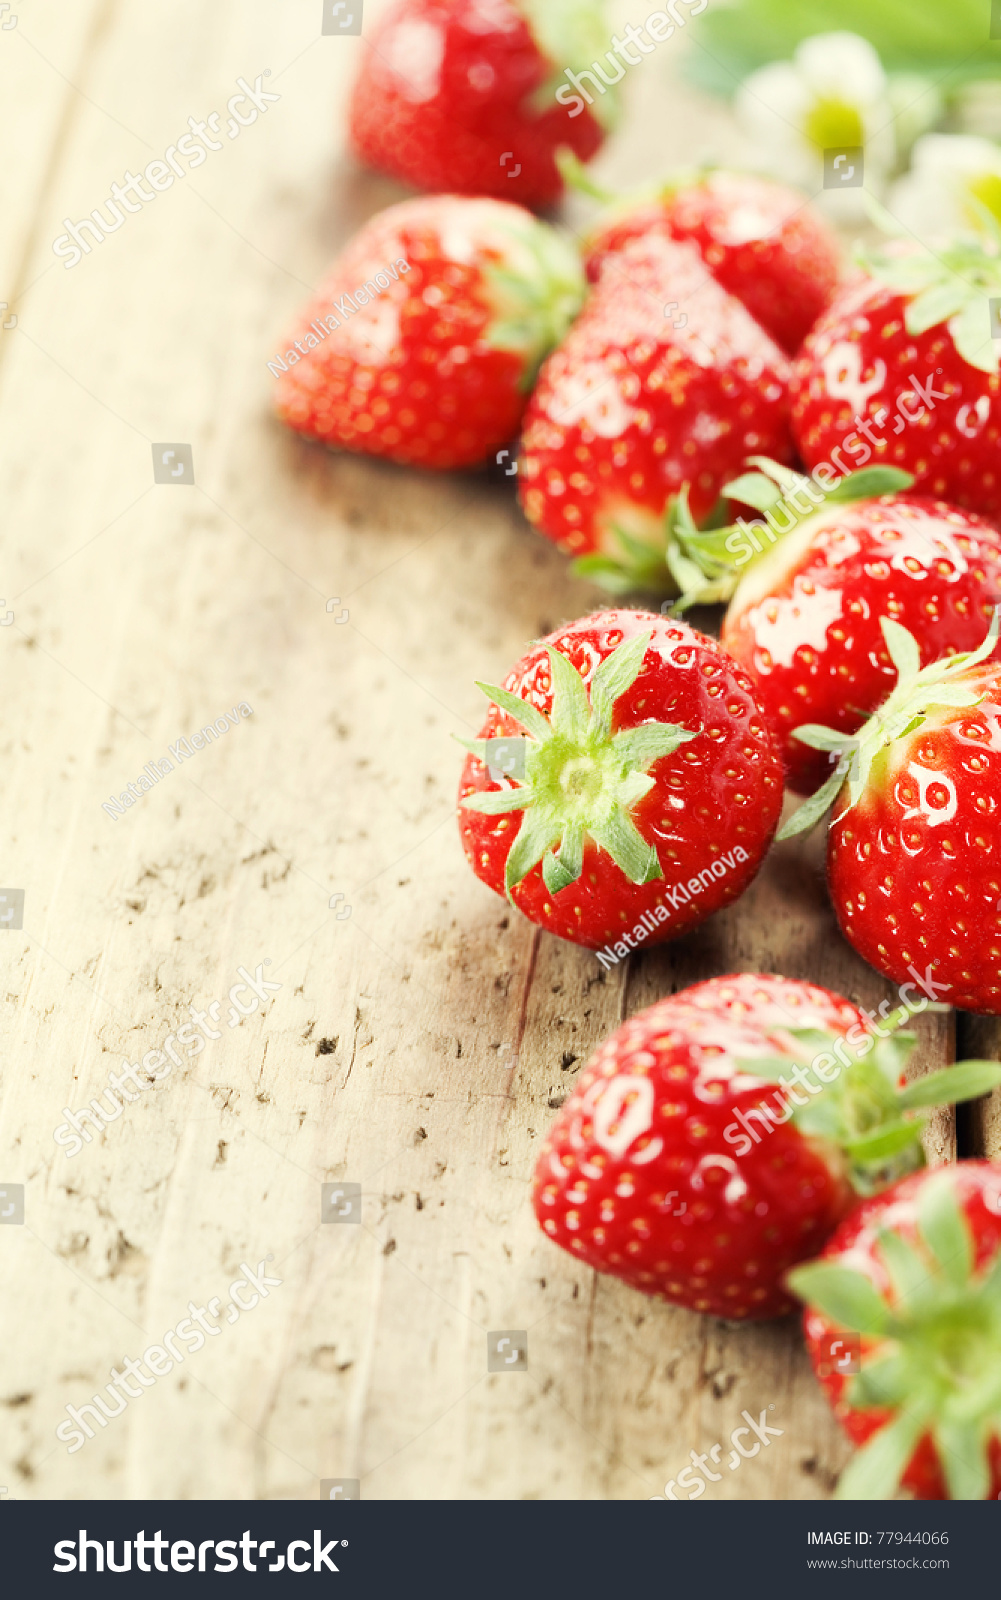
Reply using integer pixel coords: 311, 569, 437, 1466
584, 170, 841, 354
779, 610, 1001, 1014
348, 0, 610, 209
457, 610, 783, 950
790, 226, 1001, 519
534, 975, 1000, 1320
709, 461, 1001, 794
790, 1161, 1001, 1499
273, 195, 583, 470
517, 233, 795, 593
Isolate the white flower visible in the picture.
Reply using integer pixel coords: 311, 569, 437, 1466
735, 32, 895, 217
888, 133, 1001, 242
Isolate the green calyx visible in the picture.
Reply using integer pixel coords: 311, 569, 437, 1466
483, 216, 585, 391
572, 460, 913, 605
778, 607, 1001, 841
788, 1170, 1001, 1500
456, 630, 696, 897
666, 459, 915, 615
741, 1018, 1001, 1197
518, 0, 621, 130
859, 193, 1001, 376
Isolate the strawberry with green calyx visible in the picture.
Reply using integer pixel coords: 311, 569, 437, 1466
576, 166, 841, 354
348, 0, 613, 210
517, 233, 795, 593
663, 456, 916, 614
790, 203, 1001, 517
790, 1162, 1001, 1500
457, 611, 783, 950
777, 609, 1001, 1013
709, 461, 1001, 794
779, 607, 1001, 840
534, 974, 1001, 1320
274, 196, 585, 472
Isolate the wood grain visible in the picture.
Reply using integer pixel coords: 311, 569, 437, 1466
0, 0, 989, 1505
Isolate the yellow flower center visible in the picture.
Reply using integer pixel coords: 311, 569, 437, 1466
966, 172, 1001, 229
803, 97, 864, 153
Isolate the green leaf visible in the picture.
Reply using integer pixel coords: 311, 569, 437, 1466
588, 809, 661, 884
789, 724, 855, 754
851, 1351, 910, 1409
835, 1409, 928, 1502
542, 822, 584, 895
824, 467, 915, 502
951, 297, 1000, 376
935, 1422, 991, 1501
905, 282, 973, 336
876, 1229, 937, 1312
775, 767, 848, 840
475, 681, 552, 744
897, 1061, 1001, 1111
720, 471, 785, 515
588, 631, 652, 741
504, 809, 563, 893
785, 1263, 892, 1335
459, 787, 533, 816
611, 722, 696, 769
571, 553, 647, 596
688, 0, 1001, 93
880, 617, 921, 683
917, 1174, 974, 1287
547, 647, 591, 743
843, 1121, 923, 1162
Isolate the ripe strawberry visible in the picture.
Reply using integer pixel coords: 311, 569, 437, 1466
457, 610, 782, 950
583, 170, 841, 354
707, 459, 1001, 794
780, 610, 1001, 1014
273, 195, 584, 470
534, 975, 1000, 1319
348, 0, 611, 209
790, 1162, 1001, 1499
790, 223, 1001, 519
517, 233, 795, 593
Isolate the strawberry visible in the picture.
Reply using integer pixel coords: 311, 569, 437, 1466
699, 458, 1001, 794
517, 233, 795, 594
273, 195, 584, 471
790, 1162, 1001, 1499
583, 169, 841, 354
789, 219, 1001, 519
456, 610, 782, 951
533, 975, 1000, 1320
779, 610, 1001, 1014
347, 0, 611, 209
